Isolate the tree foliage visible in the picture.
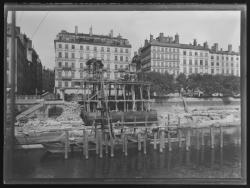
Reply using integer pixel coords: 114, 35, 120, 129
141, 71, 240, 96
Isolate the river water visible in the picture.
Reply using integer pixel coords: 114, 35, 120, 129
13, 126, 241, 180
12, 99, 242, 181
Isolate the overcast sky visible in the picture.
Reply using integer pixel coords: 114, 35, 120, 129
8, 11, 240, 69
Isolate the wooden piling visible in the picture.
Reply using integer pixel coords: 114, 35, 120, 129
168, 127, 172, 151
153, 131, 157, 150
220, 125, 223, 148
159, 130, 163, 153
125, 134, 128, 156
196, 128, 200, 150
110, 136, 114, 157
122, 130, 125, 153
138, 133, 141, 151
210, 126, 214, 149
105, 132, 108, 154
185, 128, 191, 151
64, 130, 69, 159
178, 117, 182, 148
83, 129, 85, 158
162, 129, 165, 149
96, 129, 99, 155
84, 130, 88, 159
143, 129, 147, 155
99, 130, 103, 158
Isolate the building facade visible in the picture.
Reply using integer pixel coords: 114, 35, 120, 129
6, 24, 45, 95
54, 26, 132, 97
139, 33, 240, 77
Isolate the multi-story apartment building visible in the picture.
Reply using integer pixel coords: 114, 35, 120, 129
6, 24, 45, 95
139, 33, 240, 77
54, 26, 132, 97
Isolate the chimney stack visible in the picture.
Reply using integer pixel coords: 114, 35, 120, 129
145, 39, 149, 46
150, 34, 153, 42
75, 26, 78, 35
110, 29, 113, 38
203, 41, 208, 49
193, 39, 197, 46
214, 43, 218, 52
89, 25, 93, 36
169, 37, 173, 43
228, 44, 232, 52
174, 33, 179, 44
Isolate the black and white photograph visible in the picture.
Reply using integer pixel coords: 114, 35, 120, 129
3, 4, 247, 184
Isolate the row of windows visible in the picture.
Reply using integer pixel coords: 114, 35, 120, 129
211, 55, 239, 61
152, 53, 179, 60
183, 59, 239, 67
152, 46, 179, 53
183, 59, 207, 66
183, 51, 209, 57
57, 52, 129, 61
58, 43, 129, 53
152, 61, 180, 67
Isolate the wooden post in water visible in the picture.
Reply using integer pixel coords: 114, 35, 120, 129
110, 136, 114, 157
105, 132, 108, 154
144, 129, 147, 155
122, 129, 125, 153
196, 128, 200, 150
220, 125, 223, 148
159, 129, 163, 153
185, 128, 191, 151
210, 125, 215, 149
96, 129, 99, 155
138, 133, 141, 151
64, 130, 69, 159
99, 130, 103, 158
82, 129, 85, 158
84, 129, 89, 159
124, 134, 128, 156
201, 128, 205, 146
153, 131, 157, 150
168, 127, 172, 152
167, 115, 172, 151
162, 124, 166, 149
178, 117, 182, 148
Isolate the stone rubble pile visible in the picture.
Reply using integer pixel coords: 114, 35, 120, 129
55, 102, 82, 121
15, 102, 84, 136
